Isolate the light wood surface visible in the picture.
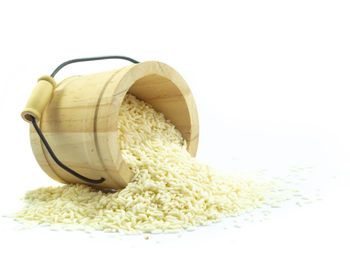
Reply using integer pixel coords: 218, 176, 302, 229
29, 61, 199, 189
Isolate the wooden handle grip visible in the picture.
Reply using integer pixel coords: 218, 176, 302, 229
21, 75, 56, 123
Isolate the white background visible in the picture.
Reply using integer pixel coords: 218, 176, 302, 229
0, 0, 349, 259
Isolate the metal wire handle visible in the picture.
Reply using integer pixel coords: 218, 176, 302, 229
31, 56, 140, 184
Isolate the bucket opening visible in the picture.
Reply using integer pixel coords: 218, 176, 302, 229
126, 74, 192, 148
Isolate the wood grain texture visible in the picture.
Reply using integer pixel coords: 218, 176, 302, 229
30, 61, 199, 189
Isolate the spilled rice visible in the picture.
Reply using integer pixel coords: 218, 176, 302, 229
14, 94, 301, 233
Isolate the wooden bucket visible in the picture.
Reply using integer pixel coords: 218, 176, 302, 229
22, 61, 199, 189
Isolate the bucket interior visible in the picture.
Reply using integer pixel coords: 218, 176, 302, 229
126, 74, 192, 147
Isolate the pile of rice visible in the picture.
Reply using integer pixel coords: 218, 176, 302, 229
14, 94, 291, 233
